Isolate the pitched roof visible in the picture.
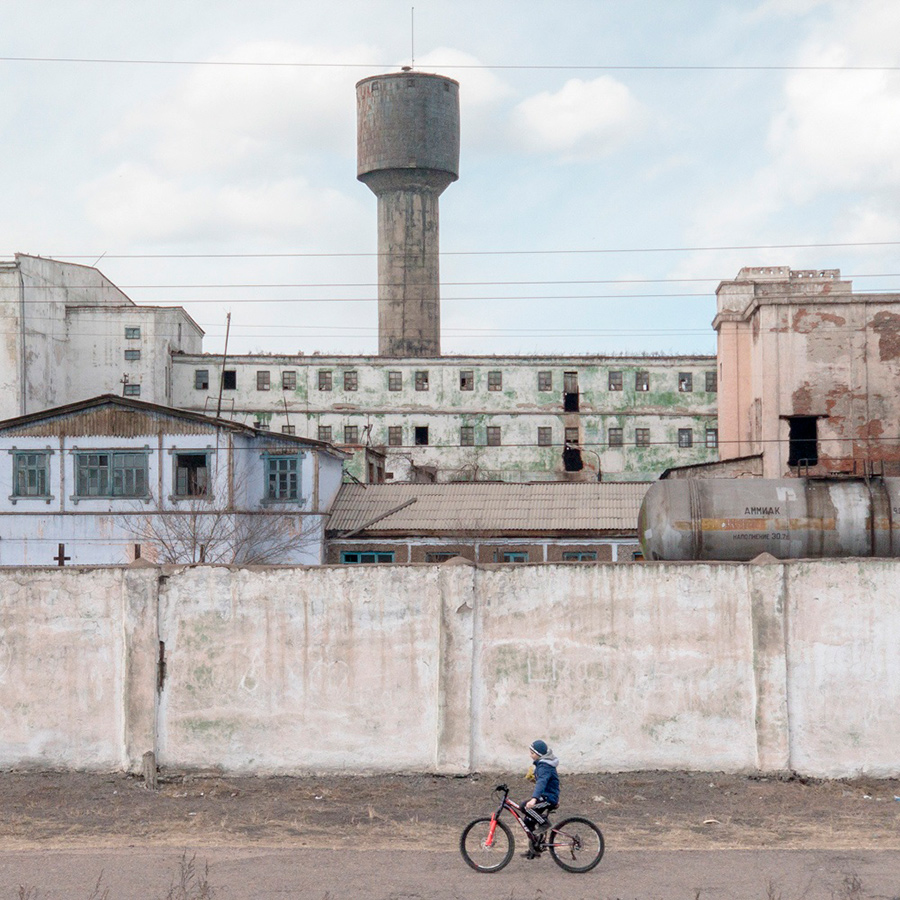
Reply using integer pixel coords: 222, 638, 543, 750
326, 481, 649, 537
0, 394, 347, 458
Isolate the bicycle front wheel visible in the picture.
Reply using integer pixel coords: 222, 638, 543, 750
459, 817, 515, 872
548, 816, 605, 873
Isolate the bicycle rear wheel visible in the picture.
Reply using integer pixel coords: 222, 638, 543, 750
459, 817, 515, 872
548, 816, 605, 873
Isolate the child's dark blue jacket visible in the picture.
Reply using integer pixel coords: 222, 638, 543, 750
531, 754, 560, 804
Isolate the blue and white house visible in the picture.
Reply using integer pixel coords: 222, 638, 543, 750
0, 395, 347, 566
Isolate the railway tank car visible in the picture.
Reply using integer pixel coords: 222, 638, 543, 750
638, 477, 900, 561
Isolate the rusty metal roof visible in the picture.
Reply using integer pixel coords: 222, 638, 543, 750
327, 481, 649, 537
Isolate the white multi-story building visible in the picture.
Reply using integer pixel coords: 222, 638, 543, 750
0, 254, 202, 419
171, 353, 719, 482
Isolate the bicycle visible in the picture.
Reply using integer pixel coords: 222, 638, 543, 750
459, 783, 605, 873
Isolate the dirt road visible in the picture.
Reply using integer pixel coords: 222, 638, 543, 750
1, 770, 898, 898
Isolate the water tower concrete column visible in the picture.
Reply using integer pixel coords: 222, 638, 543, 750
357, 72, 460, 357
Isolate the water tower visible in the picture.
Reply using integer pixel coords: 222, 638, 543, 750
357, 71, 460, 357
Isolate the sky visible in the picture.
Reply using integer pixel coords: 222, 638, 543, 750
2, 0, 900, 357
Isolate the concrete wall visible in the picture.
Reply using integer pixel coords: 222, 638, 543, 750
1, 559, 898, 777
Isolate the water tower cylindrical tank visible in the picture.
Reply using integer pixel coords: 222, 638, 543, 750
357, 72, 460, 357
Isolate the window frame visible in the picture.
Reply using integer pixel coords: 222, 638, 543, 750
194, 369, 209, 390
388, 371, 402, 391
172, 450, 211, 500
537, 426, 552, 446
222, 370, 237, 390
341, 551, 395, 564
124, 326, 141, 340
263, 451, 304, 503
282, 371, 297, 391
486, 426, 501, 446
317, 425, 333, 443
635, 428, 651, 447
414, 426, 429, 446
608, 427, 624, 447
318, 370, 333, 392
678, 428, 694, 448
124, 349, 141, 362
706, 428, 718, 448
705, 371, 718, 393
459, 370, 474, 391
635, 371, 650, 392
11, 450, 52, 501
257, 370, 271, 391
564, 426, 580, 446
123, 383, 141, 397
74, 449, 150, 500
537, 371, 552, 392
608, 371, 623, 391
414, 370, 430, 391
343, 370, 358, 392
344, 425, 359, 444
502, 551, 528, 563
388, 425, 403, 447
460, 425, 475, 446
562, 551, 598, 562
678, 373, 693, 392
487, 371, 503, 391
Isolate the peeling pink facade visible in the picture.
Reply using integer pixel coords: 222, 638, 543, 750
714, 267, 900, 478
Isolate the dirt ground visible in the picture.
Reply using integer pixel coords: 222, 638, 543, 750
1, 769, 898, 852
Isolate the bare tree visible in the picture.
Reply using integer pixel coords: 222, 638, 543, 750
120, 465, 322, 565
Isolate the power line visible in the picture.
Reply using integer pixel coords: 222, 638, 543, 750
41, 239, 900, 259
2, 54, 900, 72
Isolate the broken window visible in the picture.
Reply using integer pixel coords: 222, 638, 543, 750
563, 442, 583, 471
678, 373, 693, 392
608, 428, 623, 447
388, 371, 402, 391
343, 371, 358, 391
608, 371, 623, 391
282, 371, 297, 391
564, 371, 579, 411
414, 426, 429, 446
194, 369, 209, 390
318, 370, 332, 391
257, 371, 271, 391
564, 427, 580, 446
678, 428, 693, 448
318, 425, 332, 443
486, 426, 501, 446
635, 371, 649, 392
537, 426, 552, 446
174, 453, 209, 498
344, 425, 359, 444
388, 426, 403, 446
459, 370, 474, 391
538, 371, 552, 392
635, 428, 650, 447
223, 370, 237, 390
788, 416, 818, 467
415, 371, 429, 391
460, 426, 475, 446
705, 371, 718, 393
488, 371, 502, 391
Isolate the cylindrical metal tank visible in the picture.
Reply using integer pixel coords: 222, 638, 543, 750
356, 72, 460, 358
639, 477, 900, 561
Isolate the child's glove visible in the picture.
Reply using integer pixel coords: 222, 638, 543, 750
525, 765, 536, 783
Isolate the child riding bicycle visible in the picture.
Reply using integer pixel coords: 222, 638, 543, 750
521, 739, 560, 859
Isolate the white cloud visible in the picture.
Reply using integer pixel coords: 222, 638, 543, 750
508, 77, 645, 161
81, 162, 365, 246
105, 41, 379, 175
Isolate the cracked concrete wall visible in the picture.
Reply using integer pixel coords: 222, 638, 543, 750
1, 560, 898, 777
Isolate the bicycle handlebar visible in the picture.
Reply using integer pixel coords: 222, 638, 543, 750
494, 783, 509, 793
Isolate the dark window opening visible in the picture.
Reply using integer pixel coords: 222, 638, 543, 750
414, 426, 429, 446
459, 370, 474, 391
563, 371, 579, 411
563, 445, 583, 471
788, 416, 819, 467
678, 373, 693, 392
223, 370, 237, 390
175, 454, 209, 497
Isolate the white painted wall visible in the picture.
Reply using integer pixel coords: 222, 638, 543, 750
0, 559, 898, 777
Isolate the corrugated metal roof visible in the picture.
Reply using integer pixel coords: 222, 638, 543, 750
327, 481, 649, 536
